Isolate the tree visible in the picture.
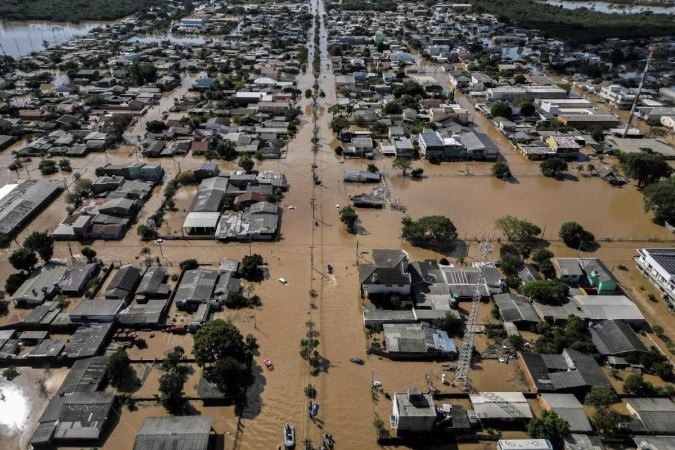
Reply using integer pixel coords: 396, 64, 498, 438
137, 224, 155, 240
584, 386, 617, 410
527, 411, 570, 450
643, 177, 675, 225
80, 246, 97, 262
193, 319, 249, 367
339, 206, 358, 232
619, 151, 672, 188
159, 368, 187, 412
179, 259, 199, 271
383, 101, 403, 115
411, 168, 424, 179
38, 159, 58, 175
238, 155, 254, 172
9, 247, 38, 272
540, 158, 568, 178
24, 231, 54, 262
492, 161, 511, 178
520, 102, 535, 116
559, 222, 595, 250
146, 120, 166, 133
490, 101, 512, 118
161, 346, 186, 373
215, 139, 237, 160
5, 273, 27, 294
624, 373, 655, 395
432, 312, 460, 333
207, 356, 249, 396
521, 280, 569, 304
593, 409, 624, 437
127, 61, 157, 86
367, 163, 379, 173
401, 215, 458, 249
495, 215, 541, 256
532, 248, 554, 264
105, 349, 130, 387
239, 254, 264, 280
304, 88, 313, 99
330, 116, 350, 133
393, 157, 412, 176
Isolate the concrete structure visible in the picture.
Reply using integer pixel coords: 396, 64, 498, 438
0, 180, 62, 237
636, 248, 675, 308
391, 388, 437, 432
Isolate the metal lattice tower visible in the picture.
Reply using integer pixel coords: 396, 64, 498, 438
622, 45, 656, 138
453, 241, 492, 386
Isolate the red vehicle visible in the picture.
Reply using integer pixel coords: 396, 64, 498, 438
264, 359, 274, 371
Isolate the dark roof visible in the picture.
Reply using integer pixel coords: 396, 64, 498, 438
133, 416, 213, 450
175, 269, 218, 303
642, 248, 675, 274
63, 324, 113, 359
197, 376, 227, 400
136, 266, 169, 296
359, 265, 411, 286
628, 398, 675, 433
105, 264, 142, 298
70, 299, 125, 319
53, 391, 114, 441
58, 263, 97, 293
189, 188, 225, 213
493, 293, 540, 324
118, 300, 169, 325
541, 393, 593, 432
590, 320, 648, 356
28, 339, 66, 358
519, 349, 611, 392
58, 357, 107, 394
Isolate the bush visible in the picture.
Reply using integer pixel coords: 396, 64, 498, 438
492, 161, 511, 178
80, 246, 97, 262
521, 280, 569, 304
5, 272, 27, 294
175, 170, 197, 185
105, 349, 130, 387
402, 215, 457, 250
179, 259, 199, 271
38, 159, 58, 175
305, 384, 317, 398
490, 101, 512, 118
2, 366, 19, 381
137, 224, 155, 240
411, 168, 424, 179
339, 206, 358, 233
559, 222, 595, 250
532, 248, 554, 264
240, 254, 264, 280
540, 158, 568, 178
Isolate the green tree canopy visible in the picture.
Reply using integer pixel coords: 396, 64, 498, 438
535, 315, 596, 354
521, 279, 569, 304
643, 177, 675, 225
540, 158, 568, 178
495, 215, 541, 256
527, 411, 570, 450
9, 247, 38, 272
619, 151, 672, 188
193, 319, 249, 367
584, 386, 618, 410
105, 349, 130, 387
393, 157, 412, 176
339, 206, 359, 232
24, 231, 54, 262
492, 161, 511, 178
490, 101, 512, 118
179, 259, 199, 271
559, 222, 595, 250
239, 254, 264, 280
402, 215, 458, 250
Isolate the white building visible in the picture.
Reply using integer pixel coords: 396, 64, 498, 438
636, 248, 675, 308
498, 440, 553, 450
599, 85, 636, 109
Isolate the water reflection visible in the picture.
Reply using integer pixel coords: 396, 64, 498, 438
0, 20, 113, 58
0, 383, 28, 431
542, 0, 675, 14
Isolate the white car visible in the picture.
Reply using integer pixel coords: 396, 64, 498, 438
278, 278, 288, 285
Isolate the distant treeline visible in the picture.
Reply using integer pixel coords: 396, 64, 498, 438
471, 0, 675, 46
0, 0, 165, 22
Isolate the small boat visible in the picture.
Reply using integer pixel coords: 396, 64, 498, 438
264, 359, 274, 371
309, 402, 319, 418
350, 357, 364, 365
372, 380, 382, 388
323, 433, 334, 449
284, 423, 295, 448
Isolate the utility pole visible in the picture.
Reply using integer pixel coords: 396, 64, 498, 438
623, 45, 656, 138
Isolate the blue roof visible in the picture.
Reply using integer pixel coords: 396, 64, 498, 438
195, 78, 216, 88
434, 330, 457, 353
